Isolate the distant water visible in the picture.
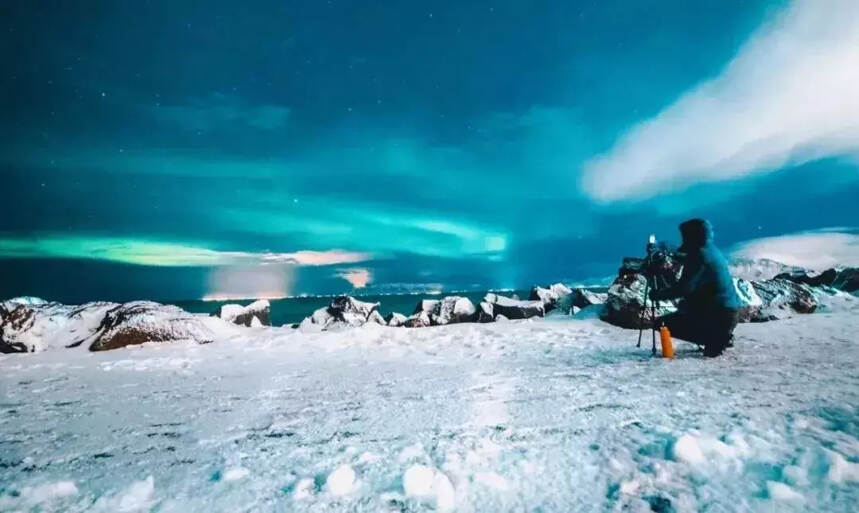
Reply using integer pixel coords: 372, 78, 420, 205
172, 290, 531, 327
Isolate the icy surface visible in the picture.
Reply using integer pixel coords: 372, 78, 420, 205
2, 313, 859, 511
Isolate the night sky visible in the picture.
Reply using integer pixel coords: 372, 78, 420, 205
2, 0, 858, 302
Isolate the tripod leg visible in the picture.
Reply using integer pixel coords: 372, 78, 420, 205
637, 278, 650, 348
650, 277, 658, 355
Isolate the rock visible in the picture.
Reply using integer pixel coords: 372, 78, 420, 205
413, 299, 440, 315
1, 298, 234, 353
832, 268, 859, 293
367, 310, 387, 326
734, 278, 767, 322
774, 268, 838, 288
570, 288, 607, 309
404, 310, 432, 328
529, 283, 573, 312
751, 278, 818, 316
483, 293, 544, 320
298, 295, 382, 331
87, 301, 223, 351
432, 296, 477, 325
729, 257, 807, 281
386, 312, 408, 327
601, 273, 677, 329
1, 298, 121, 352
477, 301, 494, 323
219, 299, 271, 327
403, 296, 478, 326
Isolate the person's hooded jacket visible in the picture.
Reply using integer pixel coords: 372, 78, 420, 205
651, 219, 741, 311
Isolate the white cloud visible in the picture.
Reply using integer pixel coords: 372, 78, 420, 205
337, 268, 372, 289
732, 228, 859, 270
582, 0, 859, 201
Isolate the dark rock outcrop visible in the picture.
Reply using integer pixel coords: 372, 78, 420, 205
477, 301, 495, 323
774, 269, 838, 288
483, 293, 544, 320
832, 268, 859, 293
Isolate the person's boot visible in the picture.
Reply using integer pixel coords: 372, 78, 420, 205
726, 334, 734, 348
703, 342, 725, 357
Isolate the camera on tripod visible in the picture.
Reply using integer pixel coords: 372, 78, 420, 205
619, 234, 680, 283
631, 234, 683, 354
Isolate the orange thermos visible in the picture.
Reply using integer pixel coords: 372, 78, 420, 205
660, 325, 674, 358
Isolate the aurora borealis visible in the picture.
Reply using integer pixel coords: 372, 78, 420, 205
2, 0, 858, 301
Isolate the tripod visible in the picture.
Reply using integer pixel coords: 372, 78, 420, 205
637, 246, 661, 355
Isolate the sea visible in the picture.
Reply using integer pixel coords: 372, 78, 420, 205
171, 289, 535, 327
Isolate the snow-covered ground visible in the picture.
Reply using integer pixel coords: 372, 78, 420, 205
2, 310, 859, 512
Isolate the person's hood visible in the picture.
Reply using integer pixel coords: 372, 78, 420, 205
678, 218, 713, 252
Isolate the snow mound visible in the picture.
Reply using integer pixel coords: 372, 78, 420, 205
403, 464, 456, 511
326, 464, 356, 496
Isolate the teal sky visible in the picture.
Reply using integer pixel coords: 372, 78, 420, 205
2, 0, 858, 301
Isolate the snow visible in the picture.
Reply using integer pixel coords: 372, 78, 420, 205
326, 464, 356, 496
2, 312, 859, 511
766, 480, 804, 502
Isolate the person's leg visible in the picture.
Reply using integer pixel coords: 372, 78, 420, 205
658, 311, 701, 345
703, 309, 738, 357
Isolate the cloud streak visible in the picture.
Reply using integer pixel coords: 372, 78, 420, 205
582, 0, 859, 201
732, 228, 859, 270
0, 236, 371, 267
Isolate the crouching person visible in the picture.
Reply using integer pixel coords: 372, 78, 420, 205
651, 219, 740, 357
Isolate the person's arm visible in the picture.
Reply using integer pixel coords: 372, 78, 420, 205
650, 263, 707, 301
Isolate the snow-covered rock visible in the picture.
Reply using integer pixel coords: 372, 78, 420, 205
570, 288, 607, 309
483, 293, 544, 320
0, 298, 233, 353
385, 312, 408, 327
404, 310, 432, 328
601, 274, 677, 329
529, 283, 573, 312
432, 296, 477, 325
219, 299, 271, 327
413, 299, 439, 315
299, 296, 382, 331
87, 301, 228, 351
729, 257, 806, 281
601, 252, 683, 329
401, 296, 478, 326
774, 268, 838, 288
477, 301, 494, 323
750, 278, 818, 319
1, 299, 116, 353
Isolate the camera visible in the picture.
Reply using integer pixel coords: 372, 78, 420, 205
619, 234, 681, 282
